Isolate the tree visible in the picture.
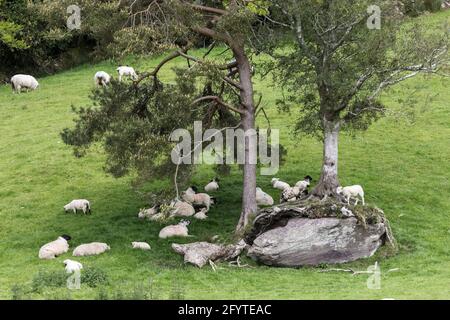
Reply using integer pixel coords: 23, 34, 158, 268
262, 0, 448, 197
63, 0, 270, 232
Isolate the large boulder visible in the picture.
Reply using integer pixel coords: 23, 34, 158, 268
245, 199, 393, 267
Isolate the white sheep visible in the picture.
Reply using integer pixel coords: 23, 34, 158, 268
116, 66, 138, 82
159, 220, 191, 239
271, 178, 290, 191
256, 187, 274, 206
182, 187, 213, 211
294, 175, 313, 194
131, 242, 151, 250
64, 199, 91, 215
138, 205, 160, 219
38, 235, 71, 260
193, 208, 208, 220
73, 242, 110, 257
204, 178, 219, 192
336, 185, 365, 206
280, 186, 302, 203
10, 74, 39, 93
94, 71, 111, 87
170, 200, 195, 217
63, 259, 83, 273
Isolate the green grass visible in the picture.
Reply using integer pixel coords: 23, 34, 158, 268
0, 11, 449, 300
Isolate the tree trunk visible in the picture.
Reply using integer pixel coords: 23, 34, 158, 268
312, 118, 341, 198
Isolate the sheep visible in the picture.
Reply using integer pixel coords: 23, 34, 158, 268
63, 259, 83, 274
256, 187, 274, 206
138, 205, 161, 219
193, 208, 208, 220
10, 74, 39, 93
182, 187, 213, 211
204, 178, 219, 192
116, 66, 138, 82
280, 186, 302, 203
94, 71, 111, 87
131, 242, 151, 250
64, 199, 91, 215
169, 200, 195, 217
38, 235, 71, 260
271, 178, 290, 191
73, 242, 110, 257
294, 175, 313, 194
159, 220, 191, 239
336, 185, 365, 206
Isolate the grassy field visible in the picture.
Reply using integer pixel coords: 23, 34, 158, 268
0, 11, 449, 300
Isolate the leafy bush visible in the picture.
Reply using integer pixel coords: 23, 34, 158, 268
81, 267, 109, 288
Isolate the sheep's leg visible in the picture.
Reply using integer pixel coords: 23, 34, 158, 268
354, 198, 359, 206
346, 196, 350, 205
73, 209, 76, 214
361, 195, 365, 206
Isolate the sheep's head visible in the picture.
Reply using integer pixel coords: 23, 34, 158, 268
336, 186, 343, 195
63, 204, 69, 212
190, 186, 198, 193
179, 219, 191, 227
271, 178, 279, 184
304, 175, 313, 183
61, 234, 72, 241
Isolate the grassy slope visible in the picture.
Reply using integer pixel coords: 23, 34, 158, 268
0, 11, 449, 300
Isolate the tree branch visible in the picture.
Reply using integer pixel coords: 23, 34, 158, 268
191, 96, 245, 115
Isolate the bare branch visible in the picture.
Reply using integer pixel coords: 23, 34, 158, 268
191, 96, 245, 115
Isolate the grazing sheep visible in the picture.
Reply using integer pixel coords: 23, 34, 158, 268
336, 185, 365, 206
159, 220, 191, 239
116, 66, 138, 82
182, 187, 213, 211
271, 178, 290, 191
138, 205, 161, 219
204, 178, 219, 192
64, 199, 91, 215
193, 208, 208, 220
94, 71, 111, 87
170, 200, 195, 217
295, 175, 313, 194
63, 259, 83, 273
256, 187, 274, 206
10, 74, 39, 93
38, 235, 71, 260
73, 242, 110, 257
131, 242, 151, 250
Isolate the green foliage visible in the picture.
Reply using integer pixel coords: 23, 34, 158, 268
81, 267, 109, 287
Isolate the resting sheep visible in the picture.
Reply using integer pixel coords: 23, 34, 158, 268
131, 242, 151, 250
116, 66, 138, 82
271, 178, 290, 191
38, 235, 71, 260
94, 71, 111, 87
336, 185, 365, 206
256, 187, 274, 206
73, 242, 110, 257
64, 199, 91, 215
10, 74, 39, 93
138, 205, 160, 219
182, 187, 213, 211
63, 259, 83, 273
204, 178, 219, 192
193, 208, 208, 220
170, 200, 195, 217
159, 220, 191, 239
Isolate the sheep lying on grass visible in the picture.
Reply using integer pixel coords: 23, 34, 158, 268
170, 200, 195, 217
336, 185, 365, 206
63, 259, 83, 273
204, 178, 219, 192
94, 71, 111, 87
138, 205, 161, 219
182, 187, 214, 211
271, 178, 290, 191
64, 199, 91, 215
38, 235, 71, 260
131, 242, 151, 250
10, 74, 39, 93
73, 242, 110, 257
256, 187, 274, 206
159, 220, 191, 239
116, 66, 138, 82
193, 208, 208, 220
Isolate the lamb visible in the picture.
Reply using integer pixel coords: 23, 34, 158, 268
138, 205, 161, 219
63, 259, 83, 274
10, 74, 39, 93
294, 175, 313, 194
131, 242, 151, 250
38, 235, 71, 260
64, 199, 91, 215
204, 178, 219, 192
159, 220, 191, 239
116, 66, 138, 82
73, 242, 110, 257
170, 200, 195, 217
182, 187, 213, 211
271, 178, 290, 191
193, 208, 208, 220
256, 187, 274, 206
94, 71, 111, 87
336, 185, 365, 206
